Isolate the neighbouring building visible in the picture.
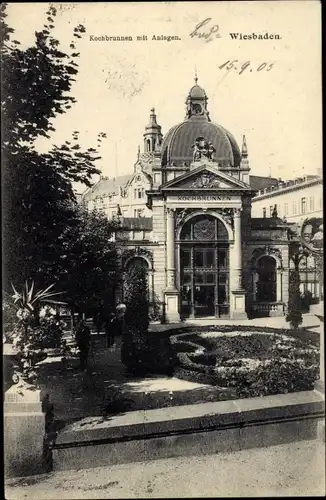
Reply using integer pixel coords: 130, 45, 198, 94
251, 175, 322, 226
82, 77, 323, 322
251, 175, 323, 302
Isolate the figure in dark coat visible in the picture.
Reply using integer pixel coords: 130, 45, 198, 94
75, 319, 91, 370
104, 313, 116, 348
93, 311, 103, 336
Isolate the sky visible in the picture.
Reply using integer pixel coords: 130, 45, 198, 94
6, 2, 322, 192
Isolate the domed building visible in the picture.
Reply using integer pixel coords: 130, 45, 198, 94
83, 77, 322, 322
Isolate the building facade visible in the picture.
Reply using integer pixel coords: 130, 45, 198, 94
251, 176, 322, 225
251, 176, 323, 302
82, 78, 323, 322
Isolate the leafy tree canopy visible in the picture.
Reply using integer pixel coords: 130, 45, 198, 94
1, 4, 108, 291
56, 204, 121, 315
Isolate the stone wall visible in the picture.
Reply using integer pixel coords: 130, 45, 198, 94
4, 385, 54, 477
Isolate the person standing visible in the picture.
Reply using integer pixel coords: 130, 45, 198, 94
105, 312, 116, 348
93, 310, 103, 336
103, 311, 112, 348
75, 318, 91, 370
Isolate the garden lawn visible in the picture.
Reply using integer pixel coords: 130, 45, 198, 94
170, 325, 320, 399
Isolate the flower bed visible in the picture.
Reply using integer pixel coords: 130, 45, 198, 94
170, 325, 320, 399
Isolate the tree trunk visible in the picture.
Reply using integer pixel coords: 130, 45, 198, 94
70, 309, 74, 335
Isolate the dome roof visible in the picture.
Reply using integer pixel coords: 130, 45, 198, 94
188, 84, 207, 100
161, 119, 241, 167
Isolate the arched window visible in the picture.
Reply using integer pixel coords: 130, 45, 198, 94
179, 215, 229, 318
125, 256, 149, 273
180, 215, 228, 242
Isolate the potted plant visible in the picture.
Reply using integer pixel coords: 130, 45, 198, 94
5, 281, 66, 391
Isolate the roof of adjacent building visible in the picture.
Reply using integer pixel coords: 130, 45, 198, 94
249, 175, 279, 191
121, 217, 153, 230
251, 217, 287, 228
252, 174, 322, 199
83, 174, 133, 199
83, 172, 282, 200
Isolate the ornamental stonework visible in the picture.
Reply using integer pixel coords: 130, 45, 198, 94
251, 246, 282, 264
175, 208, 194, 228
189, 172, 220, 188
215, 208, 234, 228
122, 247, 153, 267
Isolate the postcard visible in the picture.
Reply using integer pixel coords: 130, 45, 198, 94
3, 1, 324, 498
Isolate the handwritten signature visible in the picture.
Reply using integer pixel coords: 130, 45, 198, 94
189, 18, 221, 43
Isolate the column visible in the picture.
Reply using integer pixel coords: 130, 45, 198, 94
233, 208, 243, 290
252, 271, 259, 301
276, 269, 283, 302
148, 270, 155, 322
230, 208, 247, 319
164, 207, 180, 323
166, 208, 176, 290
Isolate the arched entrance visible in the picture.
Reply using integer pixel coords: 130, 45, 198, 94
256, 256, 277, 302
125, 256, 149, 273
178, 214, 229, 318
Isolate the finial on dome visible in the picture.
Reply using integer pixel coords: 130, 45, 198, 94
145, 107, 160, 130
194, 66, 198, 84
241, 135, 248, 157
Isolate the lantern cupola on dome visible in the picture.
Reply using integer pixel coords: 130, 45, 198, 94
161, 76, 241, 168
185, 72, 210, 121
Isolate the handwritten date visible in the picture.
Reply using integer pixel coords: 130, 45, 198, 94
218, 60, 275, 75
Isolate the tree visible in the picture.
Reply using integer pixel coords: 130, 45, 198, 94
124, 262, 149, 333
56, 204, 121, 316
121, 262, 149, 373
1, 4, 106, 290
286, 269, 303, 329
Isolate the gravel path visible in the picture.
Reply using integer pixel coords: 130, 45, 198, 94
5, 440, 325, 498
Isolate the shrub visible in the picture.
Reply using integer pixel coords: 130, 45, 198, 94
121, 327, 149, 375
286, 270, 303, 328
173, 367, 224, 387
2, 296, 17, 342
189, 352, 216, 366
122, 262, 150, 373
121, 328, 176, 376
149, 293, 163, 322
234, 359, 318, 398
124, 263, 149, 332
